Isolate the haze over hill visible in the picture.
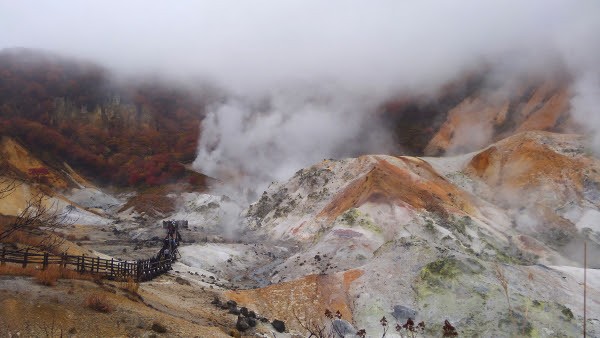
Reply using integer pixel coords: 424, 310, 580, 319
2, 1, 600, 196
1, 1, 600, 337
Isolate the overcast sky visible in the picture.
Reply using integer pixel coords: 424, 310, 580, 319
2, 1, 600, 199
2, 1, 598, 95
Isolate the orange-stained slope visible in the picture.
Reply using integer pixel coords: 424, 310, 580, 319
317, 156, 478, 223
225, 269, 364, 329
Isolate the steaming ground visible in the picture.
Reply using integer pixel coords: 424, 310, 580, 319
3, 1, 600, 204
2, 1, 600, 335
133, 130, 600, 335
5, 129, 598, 336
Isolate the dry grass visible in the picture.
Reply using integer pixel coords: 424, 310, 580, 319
0, 262, 93, 283
35, 265, 61, 286
0, 263, 38, 276
1, 228, 65, 255
121, 277, 140, 295
85, 293, 113, 313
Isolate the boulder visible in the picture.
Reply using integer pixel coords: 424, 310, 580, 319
236, 316, 251, 332
272, 319, 286, 333
392, 305, 417, 322
248, 317, 257, 327
332, 319, 356, 337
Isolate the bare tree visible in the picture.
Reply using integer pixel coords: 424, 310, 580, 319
0, 168, 68, 252
0, 170, 21, 199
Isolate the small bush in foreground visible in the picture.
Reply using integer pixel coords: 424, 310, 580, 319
35, 265, 60, 286
85, 293, 113, 313
121, 276, 140, 295
151, 322, 167, 333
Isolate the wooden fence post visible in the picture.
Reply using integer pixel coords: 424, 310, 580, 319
136, 260, 141, 282
22, 249, 29, 268
43, 252, 49, 270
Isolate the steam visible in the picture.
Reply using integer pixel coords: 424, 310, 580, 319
193, 87, 392, 200
1, 1, 599, 208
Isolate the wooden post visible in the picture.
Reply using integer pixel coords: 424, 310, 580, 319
22, 249, 29, 268
110, 258, 114, 278
43, 252, 49, 270
1, 247, 5, 266
584, 240, 587, 338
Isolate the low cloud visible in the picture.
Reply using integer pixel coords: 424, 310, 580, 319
1, 0, 599, 204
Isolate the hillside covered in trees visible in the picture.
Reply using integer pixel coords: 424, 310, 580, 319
0, 48, 211, 187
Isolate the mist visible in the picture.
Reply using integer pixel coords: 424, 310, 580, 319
2, 0, 599, 202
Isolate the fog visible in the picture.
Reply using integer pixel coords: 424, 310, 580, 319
1, 0, 599, 199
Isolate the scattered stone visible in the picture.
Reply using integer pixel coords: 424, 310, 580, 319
229, 307, 240, 315
226, 300, 237, 308
240, 307, 249, 317
248, 317, 257, 327
247, 310, 257, 318
236, 316, 251, 331
332, 319, 356, 337
272, 319, 286, 333
211, 297, 221, 306
392, 305, 417, 323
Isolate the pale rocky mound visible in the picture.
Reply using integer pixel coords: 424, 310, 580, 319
236, 131, 599, 336
424, 79, 575, 156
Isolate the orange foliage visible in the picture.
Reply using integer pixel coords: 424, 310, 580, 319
0, 49, 204, 188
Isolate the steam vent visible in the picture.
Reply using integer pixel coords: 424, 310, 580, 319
1, 1, 599, 336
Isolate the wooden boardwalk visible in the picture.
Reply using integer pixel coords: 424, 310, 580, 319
0, 247, 174, 282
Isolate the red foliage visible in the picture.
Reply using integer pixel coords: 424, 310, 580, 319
0, 49, 205, 187
28, 167, 49, 177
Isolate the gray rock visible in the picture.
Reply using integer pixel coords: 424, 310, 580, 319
272, 319, 286, 333
392, 305, 417, 322
331, 319, 356, 337
236, 316, 251, 331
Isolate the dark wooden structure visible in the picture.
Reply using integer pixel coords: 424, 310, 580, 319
0, 247, 174, 282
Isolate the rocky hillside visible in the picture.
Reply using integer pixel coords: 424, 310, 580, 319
383, 73, 577, 156
227, 131, 599, 336
0, 48, 210, 187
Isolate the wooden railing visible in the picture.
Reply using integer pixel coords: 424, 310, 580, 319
0, 247, 174, 282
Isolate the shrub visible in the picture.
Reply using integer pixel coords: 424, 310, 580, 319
151, 322, 167, 333
85, 293, 113, 313
121, 277, 140, 295
35, 265, 60, 286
